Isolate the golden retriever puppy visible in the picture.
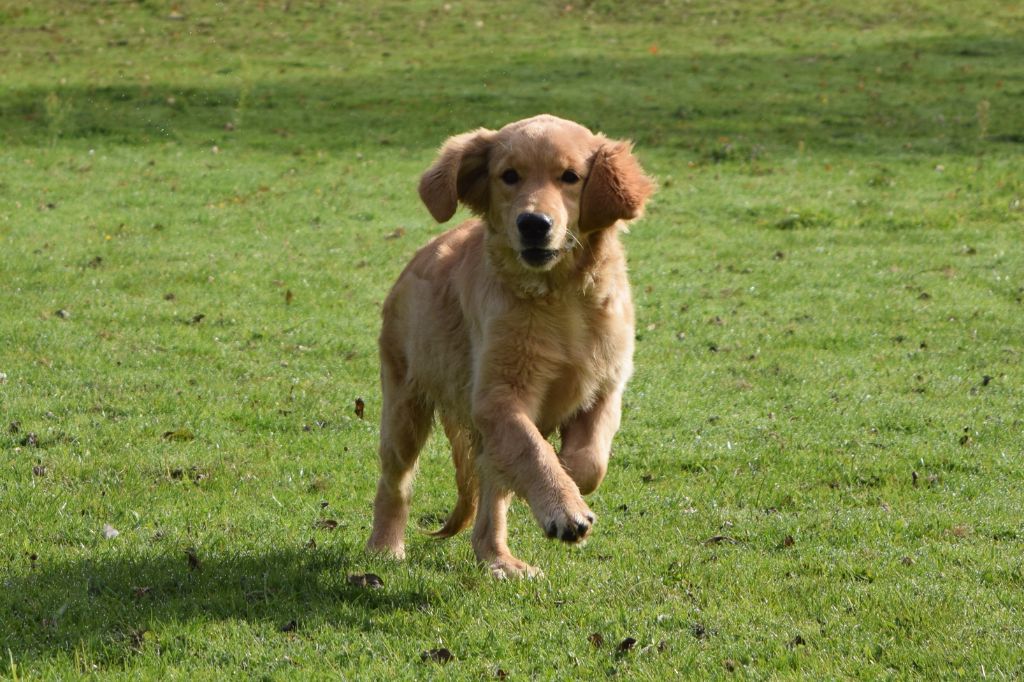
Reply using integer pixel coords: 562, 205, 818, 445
367, 114, 654, 578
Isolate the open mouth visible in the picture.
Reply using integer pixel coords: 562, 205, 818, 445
520, 248, 560, 267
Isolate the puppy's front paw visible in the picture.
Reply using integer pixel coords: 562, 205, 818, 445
488, 555, 544, 580
366, 535, 406, 560
539, 496, 595, 544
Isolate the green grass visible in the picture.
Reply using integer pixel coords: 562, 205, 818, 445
2, 0, 1023, 677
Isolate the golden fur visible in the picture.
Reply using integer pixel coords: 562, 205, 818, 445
367, 115, 655, 578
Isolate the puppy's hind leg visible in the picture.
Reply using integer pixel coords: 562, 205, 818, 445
558, 388, 623, 495
367, 356, 433, 559
430, 414, 478, 539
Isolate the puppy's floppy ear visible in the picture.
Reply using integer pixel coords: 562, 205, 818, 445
418, 128, 496, 222
579, 140, 656, 232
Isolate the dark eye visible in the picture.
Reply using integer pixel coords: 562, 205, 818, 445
561, 169, 580, 184
501, 169, 520, 185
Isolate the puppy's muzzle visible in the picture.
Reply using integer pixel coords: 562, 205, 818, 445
517, 212, 558, 267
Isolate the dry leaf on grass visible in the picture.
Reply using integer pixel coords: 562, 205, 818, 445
162, 429, 195, 442
347, 573, 384, 589
703, 535, 739, 546
420, 647, 453, 663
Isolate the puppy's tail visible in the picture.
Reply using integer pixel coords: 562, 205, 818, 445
429, 483, 477, 538
430, 418, 479, 539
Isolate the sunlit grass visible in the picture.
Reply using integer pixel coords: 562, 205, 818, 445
2, 1, 1023, 678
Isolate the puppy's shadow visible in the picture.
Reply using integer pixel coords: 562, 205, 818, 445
3, 540, 428, 665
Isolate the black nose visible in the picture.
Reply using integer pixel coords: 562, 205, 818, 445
516, 212, 553, 245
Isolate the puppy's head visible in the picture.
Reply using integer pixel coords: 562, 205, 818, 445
419, 115, 655, 272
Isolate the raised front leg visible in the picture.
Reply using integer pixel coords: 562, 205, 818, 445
472, 390, 595, 545
558, 388, 623, 495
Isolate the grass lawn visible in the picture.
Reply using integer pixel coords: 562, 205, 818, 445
2, 0, 1023, 677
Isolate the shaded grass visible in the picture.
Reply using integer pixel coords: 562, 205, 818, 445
2, 0, 1024, 678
